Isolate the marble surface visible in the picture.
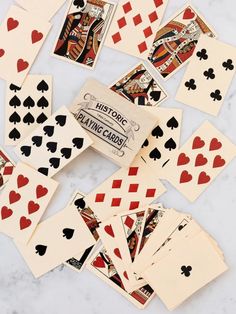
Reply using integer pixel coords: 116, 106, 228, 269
1, 0, 236, 313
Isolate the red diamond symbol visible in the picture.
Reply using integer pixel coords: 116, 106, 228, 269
124, 216, 135, 229
3, 166, 14, 175
129, 184, 139, 193
95, 193, 105, 203
129, 201, 140, 210
112, 180, 122, 189
149, 11, 158, 23
117, 17, 127, 29
128, 167, 139, 176
154, 0, 163, 7
112, 32, 122, 44
143, 26, 153, 38
138, 41, 148, 53
146, 189, 156, 197
133, 14, 142, 26
123, 2, 132, 14
111, 198, 121, 207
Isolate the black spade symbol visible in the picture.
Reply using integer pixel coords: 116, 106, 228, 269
21, 146, 31, 157
49, 157, 60, 169
152, 126, 163, 138
63, 228, 75, 240
43, 125, 54, 137
150, 90, 161, 102
149, 148, 161, 161
23, 96, 35, 109
10, 83, 21, 92
46, 142, 58, 153
181, 265, 192, 277
38, 167, 49, 176
36, 113, 48, 124
32, 136, 43, 147
178, 224, 187, 231
72, 137, 84, 149
35, 244, 47, 256
37, 80, 49, 93
167, 117, 179, 130
74, 198, 86, 209
164, 138, 176, 151
61, 147, 72, 159
9, 128, 20, 141
9, 95, 21, 108
55, 115, 67, 127
37, 96, 49, 109
142, 139, 149, 148
23, 112, 35, 125
9, 111, 21, 124
73, 0, 85, 9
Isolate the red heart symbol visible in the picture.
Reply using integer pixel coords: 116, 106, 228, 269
177, 153, 190, 166
20, 216, 32, 230
17, 59, 29, 73
183, 8, 195, 19
180, 170, 192, 184
195, 154, 208, 167
123, 271, 129, 280
17, 174, 29, 188
0, 49, 5, 58
92, 256, 105, 268
1, 206, 13, 220
28, 201, 40, 215
213, 155, 225, 168
31, 30, 43, 44
7, 17, 19, 31
9, 191, 21, 204
198, 172, 211, 185
210, 138, 222, 151
104, 224, 115, 238
192, 136, 205, 149
114, 248, 122, 259
36, 185, 48, 199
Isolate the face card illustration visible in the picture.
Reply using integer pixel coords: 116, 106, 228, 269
15, 205, 96, 278
148, 4, 216, 80
87, 246, 155, 309
164, 121, 236, 202
0, 5, 51, 86
0, 147, 15, 190
138, 108, 182, 178
53, 0, 116, 69
15, 106, 93, 178
176, 36, 236, 116
5, 75, 52, 146
0, 162, 58, 243
105, 0, 169, 59
70, 79, 158, 167
143, 232, 228, 310
110, 63, 168, 107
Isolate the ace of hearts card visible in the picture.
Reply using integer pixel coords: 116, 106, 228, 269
148, 4, 217, 80
52, 0, 116, 69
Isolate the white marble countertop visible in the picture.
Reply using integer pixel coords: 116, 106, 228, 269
1, 0, 236, 313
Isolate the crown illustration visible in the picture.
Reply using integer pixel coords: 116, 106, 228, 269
88, 0, 105, 8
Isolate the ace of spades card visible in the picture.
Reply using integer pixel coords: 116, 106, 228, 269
105, 0, 169, 59
0, 147, 15, 190
14, 205, 96, 278
52, 0, 116, 69
5, 75, 52, 146
110, 63, 168, 107
0, 5, 51, 86
164, 121, 236, 202
148, 4, 217, 80
0, 162, 58, 244
15, 106, 93, 178
176, 36, 236, 116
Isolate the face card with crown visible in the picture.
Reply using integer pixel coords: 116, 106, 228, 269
164, 121, 236, 202
105, 0, 169, 59
0, 147, 15, 190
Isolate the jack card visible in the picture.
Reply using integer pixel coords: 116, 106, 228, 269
0, 147, 15, 190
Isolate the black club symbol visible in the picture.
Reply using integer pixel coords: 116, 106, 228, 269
222, 59, 234, 71
196, 48, 208, 61
181, 265, 192, 277
185, 79, 197, 91
204, 68, 215, 80
210, 89, 222, 101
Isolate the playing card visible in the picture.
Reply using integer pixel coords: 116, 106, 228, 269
0, 5, 51, 86
164, 121, 236, 202
15, 106, 93, 178
15, 204, 96, 278
52, 0, 116, 69
0, 162, 58, 243
148, 4, 216, 80
87, 245, 155, 309
138, 107, 183, 178
105, 0, 169, 59
15, 0, 66, 20
5, 75, 52, 146
142, 232, 228, 310
109, 62, 168, 106
176, 36, 236, 116
70, 79, 158, 167
0, 147, 15, 190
